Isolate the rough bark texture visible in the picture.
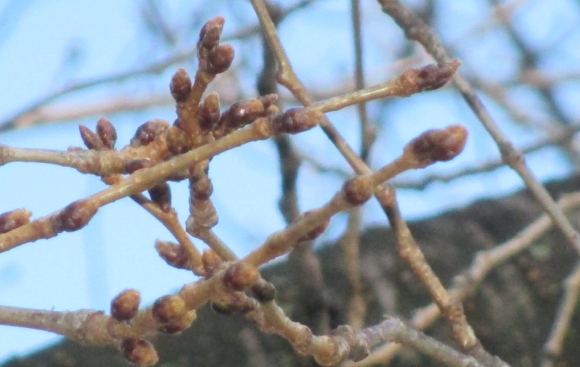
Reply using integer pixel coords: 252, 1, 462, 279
3, 175, 580, 367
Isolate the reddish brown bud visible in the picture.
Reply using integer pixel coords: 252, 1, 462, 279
250, 281, 276, 303
130, 119, 169, 147
155, 240, 189, 270
198, 16, 225, 50
191, 174, 213, 200
198, 92, 221, 131
206, 44, 234, 74
121, 338, 158, 367
296, 210, 331, 241
187, 198, 218, 230
170, 68, 192, 102
0, 209, 31, 234
342, 176, 374, 206
148, 182, 172, 212
157, 310, 196, 334
271, 108, 322, 135
166, 126, 191, 155
96, 118, 117, 149
124, 159, 154, 174
79, 125, 105, 150
152, 295, 186, 323
404, 125, 468, 167
398, 60, 460, 96
111, 289, 141, 321
223, 262, 259, 291
57, 200, 98, 232
217, 99, 266, 135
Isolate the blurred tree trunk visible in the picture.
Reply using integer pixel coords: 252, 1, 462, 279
3, 175, 580, 367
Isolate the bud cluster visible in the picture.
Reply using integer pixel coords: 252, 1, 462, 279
197, 16, 234, 75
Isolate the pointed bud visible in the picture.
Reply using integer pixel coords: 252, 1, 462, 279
96, 118, 117, 149
56, 200, 98, 232
398, 60, 460, 96
198, 16, 225, 50
217, 99, 267, 136
198, 92, 221, 131
271, 108, 322, 135
170, 68, 192, 102
404, 125, 468, 167
79, 125, 104, 150
155, 240, 189, 270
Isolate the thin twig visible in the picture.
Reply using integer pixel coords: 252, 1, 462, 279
541, 263, 580, 367
350, 191, 580, 366
378, 0, 580, 261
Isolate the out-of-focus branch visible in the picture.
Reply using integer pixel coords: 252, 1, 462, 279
351, 191, 580, 366
541, 264, 580, 367
378, 0, 580, 260
0, 1, 318, 133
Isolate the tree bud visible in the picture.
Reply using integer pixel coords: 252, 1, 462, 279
121, 338, 158, 367
111, 289, 140, 321
96, 117, 117, 149
404, 125, 468, 167
130, 119, 169, 147
152, 295, 186, 323
223, 262, 259, 291
170, 68, 192, 102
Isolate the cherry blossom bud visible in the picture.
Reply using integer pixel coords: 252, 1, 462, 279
121, 338, 158, 367
170, 68, 192, 102
131, 119, 169, 147
342, 176, 374, 206
96, 118, 117, 149
404, 125, 468, 167
0, 209, 31, 234
111, 289, 140, 321
223, 262, 259, 291
152, 295, 186, 323
79, 125, 104, 150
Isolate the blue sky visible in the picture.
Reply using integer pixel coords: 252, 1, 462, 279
0, 0, 578, 363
